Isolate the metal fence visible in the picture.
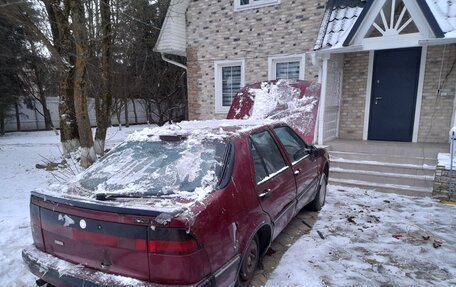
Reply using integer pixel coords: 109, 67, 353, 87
4, 97, 184, 132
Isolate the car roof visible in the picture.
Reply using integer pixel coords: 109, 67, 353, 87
126, 119, 284, 142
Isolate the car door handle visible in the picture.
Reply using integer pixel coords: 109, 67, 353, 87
259, 189, 272, 199
294, 169, 301, 176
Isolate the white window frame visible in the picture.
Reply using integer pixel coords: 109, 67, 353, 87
234, 0, 280, 11
214, 59, 245, 114
268, 54, 305, 81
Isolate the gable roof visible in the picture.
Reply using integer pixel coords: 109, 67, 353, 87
314, 0, 367, 50
315, 0, 456, 51
425, 0, 456, 37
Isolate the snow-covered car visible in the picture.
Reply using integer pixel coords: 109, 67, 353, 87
22, 119, 329, 287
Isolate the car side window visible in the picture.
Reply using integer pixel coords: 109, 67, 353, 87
250, 131, 287, 183
273, 126, 309, 162
250, 142, 268, 183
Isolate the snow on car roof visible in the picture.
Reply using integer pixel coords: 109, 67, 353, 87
125, 118, 277, 142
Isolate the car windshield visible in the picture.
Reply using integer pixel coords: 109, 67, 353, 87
77, 139, 227, 197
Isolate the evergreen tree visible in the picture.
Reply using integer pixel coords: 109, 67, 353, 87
0, 12, 28, 135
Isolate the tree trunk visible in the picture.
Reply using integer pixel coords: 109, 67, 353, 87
147, 101, 153, 124
70, 0, 96, 168
15, 102, 21, 131
124, 97, 129, 127
43, 0, 80, 154
116, 107, 122, 131
58, 66, 80, 153
131, 98, 138, 124
0, 110, 4, 135
94, 0, 112, 156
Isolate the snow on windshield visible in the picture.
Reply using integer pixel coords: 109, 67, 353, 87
76, 138, 225, 198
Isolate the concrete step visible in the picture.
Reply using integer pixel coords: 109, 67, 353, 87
328, 140, 448, 158
330, 168, 434, 190
329, 179, 431, 197
325, 140, 447, 195
330, 158, 435, 177
330, 151, 437, 166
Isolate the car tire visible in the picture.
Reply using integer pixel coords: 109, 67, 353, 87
308, 173, 327, 211
236, 234, 259, 287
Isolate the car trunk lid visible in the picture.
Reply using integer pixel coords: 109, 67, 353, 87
31, 193, 153, 281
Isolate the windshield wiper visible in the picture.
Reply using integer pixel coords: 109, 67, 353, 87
95, 192, 154, 201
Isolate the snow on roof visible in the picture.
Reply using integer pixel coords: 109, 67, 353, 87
425, 0, 456, 38
314, 0, 366, 50
315, 0, 456, 50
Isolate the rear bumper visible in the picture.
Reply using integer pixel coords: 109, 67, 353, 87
22, 245, 212, 287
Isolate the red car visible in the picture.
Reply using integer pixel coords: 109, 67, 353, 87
23, 120, 329, 287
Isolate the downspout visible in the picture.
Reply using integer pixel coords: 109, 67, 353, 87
161, 53, 187, 71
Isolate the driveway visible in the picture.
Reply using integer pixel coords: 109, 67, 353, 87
252, 185, 456, 286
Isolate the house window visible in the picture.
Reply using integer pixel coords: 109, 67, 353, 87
234, 0, 279, 11
214, 60, 245, 113
268, 54, 305, 81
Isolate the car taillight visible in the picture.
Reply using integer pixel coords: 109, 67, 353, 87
148, 228, 199, 255
30, 203, 45, 250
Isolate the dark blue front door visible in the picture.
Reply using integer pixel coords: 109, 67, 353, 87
368, 47, 421, 142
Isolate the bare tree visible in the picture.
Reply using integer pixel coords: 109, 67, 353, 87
42, 0, 80, 153
70, 0, 96, 167
94, 0, 113, 155
1, 0, 187, 163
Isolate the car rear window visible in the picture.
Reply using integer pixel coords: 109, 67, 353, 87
77, 139, 228, 196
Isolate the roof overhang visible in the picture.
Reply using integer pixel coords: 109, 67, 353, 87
314, 0, 456, 56
419, 37, 456, 45
315, 45, 364, 55
153, 0, 190, 57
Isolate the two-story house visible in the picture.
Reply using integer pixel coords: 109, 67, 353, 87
155, 0, 327, 119
155, 0, 456, 195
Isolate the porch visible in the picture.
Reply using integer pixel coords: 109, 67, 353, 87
325, 139, 448, 196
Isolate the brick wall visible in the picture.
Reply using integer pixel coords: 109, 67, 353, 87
418, 44, 456, 143
338, 52, 369, 140
186, 0, 326, 120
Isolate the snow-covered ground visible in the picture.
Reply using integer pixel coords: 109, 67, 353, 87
265, 186, 456, 287
0, 125, 147, 287
0, 126, 455, 287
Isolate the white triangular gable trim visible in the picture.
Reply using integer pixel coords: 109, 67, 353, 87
350, 0, 436, 51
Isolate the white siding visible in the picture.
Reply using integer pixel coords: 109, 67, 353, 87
154, 0, 190, 57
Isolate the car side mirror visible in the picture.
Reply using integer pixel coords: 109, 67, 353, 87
310, 146, 320, 157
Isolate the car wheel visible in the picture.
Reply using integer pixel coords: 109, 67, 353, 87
236, 235, 259, 287
308, 173, 327, 211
